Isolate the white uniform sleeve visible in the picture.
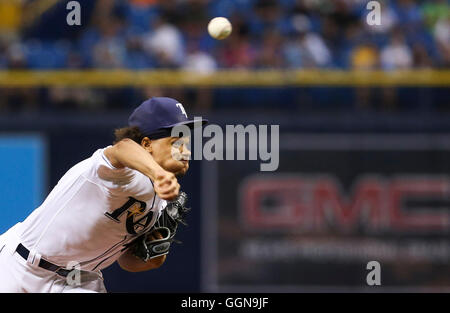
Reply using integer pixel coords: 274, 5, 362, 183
85, 146, 155, 198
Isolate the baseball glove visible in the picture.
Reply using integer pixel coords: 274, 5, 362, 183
127, 191, 190, 262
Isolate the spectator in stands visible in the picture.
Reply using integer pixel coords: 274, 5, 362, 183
5, 41, 27, 69
380, 30, 413, 70
412, 42, 434, 68
433, 17, 449, 66
91, 17, 127, 68
183, 41, 217, 74
142, 16, 185, 68
217, 15, 256, 68
283, 14, 332, 68
393, 0, 423, 29
351, 42, 379, 70
0, 0, 23, 40
250, 0, 287, 38
421, 0, 449, 30
255, 30, 284, 69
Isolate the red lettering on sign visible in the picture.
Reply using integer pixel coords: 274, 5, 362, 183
388, 178, 450, 231
240, 175, 450, 233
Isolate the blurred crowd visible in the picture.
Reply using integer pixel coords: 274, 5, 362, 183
0, 0, 448, 113
0, 0, 448, 71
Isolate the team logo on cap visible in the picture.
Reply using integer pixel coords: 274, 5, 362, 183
176, 103, 188, 118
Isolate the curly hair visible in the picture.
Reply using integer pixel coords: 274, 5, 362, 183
113, 126, 147, 145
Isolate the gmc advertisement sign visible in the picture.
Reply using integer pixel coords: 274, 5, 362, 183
202, 134, 450, 292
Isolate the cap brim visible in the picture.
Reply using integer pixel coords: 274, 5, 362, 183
145, 118, 208, 139
165, 118, 209, 130
144, 118, 209, 140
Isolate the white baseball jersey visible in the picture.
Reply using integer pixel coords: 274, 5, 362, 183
9, 146, 166, 272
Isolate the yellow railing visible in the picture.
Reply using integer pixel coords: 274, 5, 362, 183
0, 70, 448, 87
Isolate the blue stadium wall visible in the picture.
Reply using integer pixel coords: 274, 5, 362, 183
1, 106, 450, 292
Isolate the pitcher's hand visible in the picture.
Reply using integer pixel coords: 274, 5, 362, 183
153, 170, 180, 200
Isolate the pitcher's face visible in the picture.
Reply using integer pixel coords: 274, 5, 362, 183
144, 136, 191, 177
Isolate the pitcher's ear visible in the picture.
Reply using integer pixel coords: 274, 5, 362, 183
141, 137, 152, 153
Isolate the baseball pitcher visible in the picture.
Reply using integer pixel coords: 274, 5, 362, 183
0, 97, 206, 293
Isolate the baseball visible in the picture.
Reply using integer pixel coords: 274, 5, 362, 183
208, 17, 232, 40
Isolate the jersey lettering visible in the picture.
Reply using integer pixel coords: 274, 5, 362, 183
105, 197, 154, 235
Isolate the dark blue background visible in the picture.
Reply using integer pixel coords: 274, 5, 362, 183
2, 107, 450, 292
